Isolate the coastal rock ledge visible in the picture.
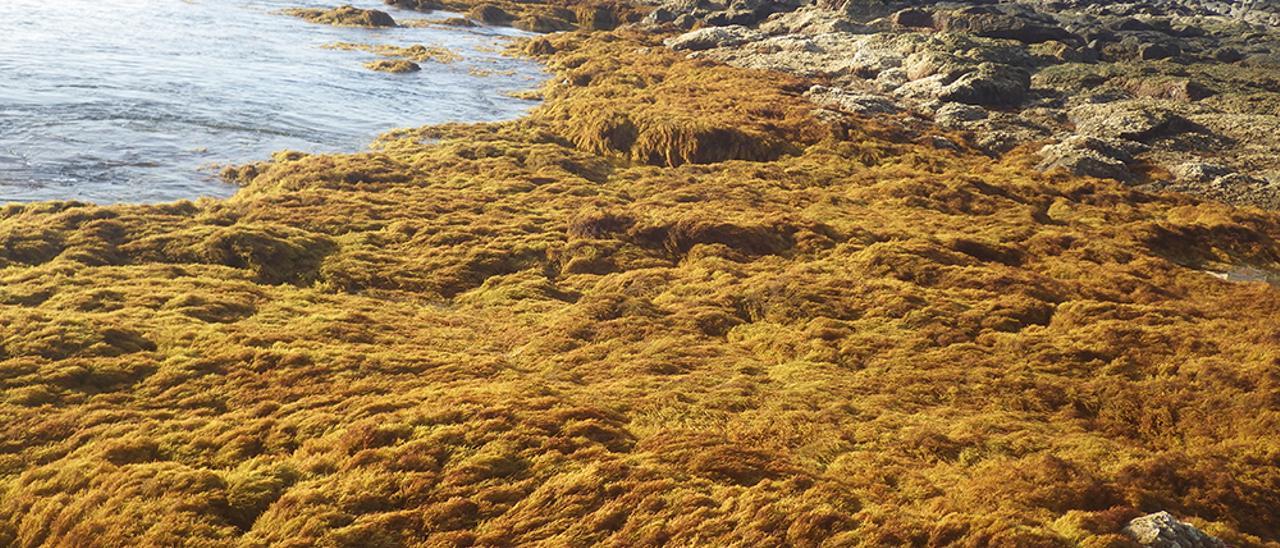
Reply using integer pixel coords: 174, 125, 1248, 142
1124, 512, 1225, 548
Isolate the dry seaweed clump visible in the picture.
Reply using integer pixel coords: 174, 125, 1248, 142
532, 28, 830, 167
364, 59, 422, 73
283, 5, 397, 27
3, 26, 1280, 547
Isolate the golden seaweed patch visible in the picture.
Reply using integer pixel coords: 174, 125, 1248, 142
1, 25, 1279, 548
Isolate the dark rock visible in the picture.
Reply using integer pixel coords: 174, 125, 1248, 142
467, 4, 514, 25
1139, 42, 1180, 60
514, 11, 577, 33
892, 8, 933, 28
1212, 47, 1244, 63
1110, 17, 1153, 32
383, 0, 444, 11
576, 4, 620, 30
938, 10, 1080, 44
1126, 79, 1214, 101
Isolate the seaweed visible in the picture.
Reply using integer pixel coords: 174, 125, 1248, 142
1, 25, 1279, 548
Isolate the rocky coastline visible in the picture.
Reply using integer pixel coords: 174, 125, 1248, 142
1, 1, 1279, 546
654, 0, 1280, 209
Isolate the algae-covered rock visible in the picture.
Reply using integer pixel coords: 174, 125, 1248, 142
383, 0, 444, 11
283, 5, 397, 27
364, 59, 422, 73
467, 3, 514, 25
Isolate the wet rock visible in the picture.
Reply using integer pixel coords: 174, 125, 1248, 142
666, 26, 762, 51
1123, 511, 1224, 548
937, 63, 1031, 106
645, 0, 803, 28
364, 59, 421, 73
284, 5, 397, 27
383, 0, 443, 11
1070, 102, 1199, 141
576, 4, 620, 30
467, 4, 514, 25
514, 10, 577, 33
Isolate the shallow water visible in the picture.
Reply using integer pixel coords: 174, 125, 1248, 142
0, 0, 544, 204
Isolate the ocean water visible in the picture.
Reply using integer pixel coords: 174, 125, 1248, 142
0, 0, 545, 204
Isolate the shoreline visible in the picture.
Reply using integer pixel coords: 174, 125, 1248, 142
2, 2, 1280, 546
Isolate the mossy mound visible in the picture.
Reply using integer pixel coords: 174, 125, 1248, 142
2, 26, 1280, 548
283, 5, 397, 28
363, 59, 422, 73
452, 0, 638, 31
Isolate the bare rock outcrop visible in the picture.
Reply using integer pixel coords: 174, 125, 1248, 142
1123, 512, 1224, 548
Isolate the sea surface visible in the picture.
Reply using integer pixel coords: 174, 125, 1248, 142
0, 0, 544, 204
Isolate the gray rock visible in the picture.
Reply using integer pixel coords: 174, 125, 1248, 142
1172, 162, 1232, 183
934, 102, 989, 127
1037, 135, 1140, 181
665, 26, 762, 51
805, 86, 901, 115
936, 8, 1079, 44
1070, 102, 1199, 141
937, 63, 1031, 106
1123, 511, 1224, 548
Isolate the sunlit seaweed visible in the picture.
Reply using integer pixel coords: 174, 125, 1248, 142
282, 5, 398, 28
1, 23, 1280, 548
364, 59, 422, 73
325, 42, 462, 64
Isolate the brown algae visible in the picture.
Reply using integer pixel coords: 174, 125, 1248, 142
1, 23, 1280, 548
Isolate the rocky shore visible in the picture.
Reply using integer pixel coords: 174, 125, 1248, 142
1, 1, 1279, 546
654, 0, 1280, 208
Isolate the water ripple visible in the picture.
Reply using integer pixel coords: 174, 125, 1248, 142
0, 0, 545, 204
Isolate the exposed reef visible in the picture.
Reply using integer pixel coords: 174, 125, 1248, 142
364, 59, 423, 73
652, 0, 1280, 209
283, 5, 398, 27
326, 42, 462, 64
388, 0, 646, 31
3, 3, 1280, 548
